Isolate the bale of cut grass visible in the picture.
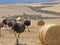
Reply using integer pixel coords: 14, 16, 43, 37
37, 20, 45, 26
39, 24, 60, 45
16, 17, 24, 22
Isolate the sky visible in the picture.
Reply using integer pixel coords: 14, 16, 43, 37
0, 0, 58, 4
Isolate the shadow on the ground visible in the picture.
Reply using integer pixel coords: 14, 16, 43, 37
15, 44, 27, 45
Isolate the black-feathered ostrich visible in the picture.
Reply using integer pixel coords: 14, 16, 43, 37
24, 20, 31, 32
12, 22, 26, 45
3, 18, 26, 45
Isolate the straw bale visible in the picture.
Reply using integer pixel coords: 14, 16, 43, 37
37, 20, 45, 26
16, 17, 24, 22
39, 24, 60, 45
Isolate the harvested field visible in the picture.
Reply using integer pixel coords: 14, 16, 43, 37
0, 2, 60, 45
0, 19, 60, 45
0, 24, 41, 45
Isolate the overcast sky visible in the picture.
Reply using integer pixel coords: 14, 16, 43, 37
0, 0, 59, 4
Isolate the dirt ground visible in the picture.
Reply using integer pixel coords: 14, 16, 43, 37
0, 18, 41, 45
0, 18, 60, 45
0, 23, 41, 45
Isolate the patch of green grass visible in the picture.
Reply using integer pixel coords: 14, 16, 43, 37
28, 6, 60, 16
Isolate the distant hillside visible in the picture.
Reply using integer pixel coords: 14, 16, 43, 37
0, 4, 41, 17
25, 2, 60, 17
0, 2, 60, 18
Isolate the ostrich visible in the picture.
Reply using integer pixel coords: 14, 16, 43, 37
12, 22, 26, 45
2, 18, 16, 32
7, 18, 17, 32
2, 17, 16, 25
2, 18, 7, 26
7, 19, 16, 27
0, 21, 4, 37
23, 20, 31, 32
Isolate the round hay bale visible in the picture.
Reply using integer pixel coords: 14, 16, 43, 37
37, 20, 45, 26
4, 16, 9, 18
39, 24, 60, 45
16, 17, 24, 22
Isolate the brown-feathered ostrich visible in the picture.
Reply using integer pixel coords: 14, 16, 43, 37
7, 18, 17, 32
2, 18, 7, 26
2, 18, 16, 31
2, 18, 16, 26
0, 21, 4, 37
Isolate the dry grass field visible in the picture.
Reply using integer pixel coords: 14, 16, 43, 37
0, 2, 60, 45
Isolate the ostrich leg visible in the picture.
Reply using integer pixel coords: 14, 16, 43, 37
27, 26, 30, 32
0, 29, 1, 37
16, 33, 20, 45
15, 33, 20, 45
